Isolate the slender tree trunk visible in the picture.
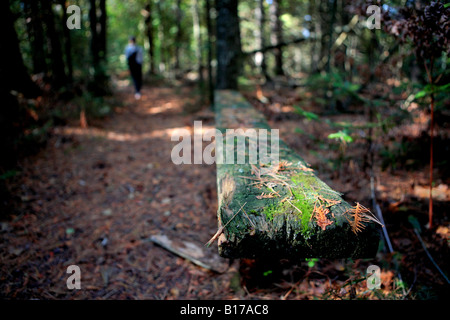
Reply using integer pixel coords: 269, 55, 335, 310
269, 0, 284, 76
424, 61, 434, 228
24, 0, 47, 75
318, 0, 327, 70
308, 0, 318, 72
89, 0, 107, 63
174, 0, 182, 72
156, 0, 166, 73
192, 0, 204, 94
325, 0, 337, 73
89, 0, 109, 95
255, 0, 270, 82
145, 2, 156, 75
205, 0, 214, 105
89, 0, 99, 66
98, 0, 107, 61
41, 0, 67, 87
60, 0, 73, 83
216, 0, 241, 90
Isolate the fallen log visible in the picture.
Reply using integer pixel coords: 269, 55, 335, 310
211, 90, 382, 259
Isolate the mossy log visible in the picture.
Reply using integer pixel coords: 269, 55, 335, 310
213, 90, 381, 259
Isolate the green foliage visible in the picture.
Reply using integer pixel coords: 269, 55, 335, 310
305, 258, 319, 268
328, 130, 353, 144
414, 83, 450, 99
263, 270, 273, 277
303, 72, 363, 107
0, 170, 21, 181
294, 106, 320, 121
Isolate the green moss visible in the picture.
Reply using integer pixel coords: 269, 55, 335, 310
263, 203, 283, 221
261, 186, 316, 239
290, 172, 319, 189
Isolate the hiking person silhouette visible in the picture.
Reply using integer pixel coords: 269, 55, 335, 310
125, 36, 143, 100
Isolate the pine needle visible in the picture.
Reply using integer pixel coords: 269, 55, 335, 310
205, 202, 247, 247
345, 202, 383, 234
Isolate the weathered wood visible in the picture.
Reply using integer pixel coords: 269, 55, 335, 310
149, 234, 228, 273
213, 90, 381, 259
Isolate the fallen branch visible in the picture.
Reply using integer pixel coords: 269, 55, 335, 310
205, 201, 247, 248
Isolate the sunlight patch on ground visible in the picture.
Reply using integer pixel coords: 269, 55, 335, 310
53, 124, 216, 142
53, 125, 204, 142
413, 184, 450, 201
145, 101, 179, 115
116, 79, 130, 87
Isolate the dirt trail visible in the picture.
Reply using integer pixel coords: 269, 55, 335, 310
0, 84, 238, 299
2, 83, 449, 300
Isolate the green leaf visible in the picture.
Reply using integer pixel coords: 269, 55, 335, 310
294, 106, 320, 121
305, 258, 319, 268
0, 170, 20, 180
415, 90, 427, 99
328, 130, 353, 143
436, 83, 450, 93
263, 270, 273, 276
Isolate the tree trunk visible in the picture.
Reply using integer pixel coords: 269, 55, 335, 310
41, 0, 67, 88
145, 2, 156, 75
205, 0, 214, 105
216, 0, 242, 90
269, 0, 284, 76
318, 0, 327, 71
89, 0, 99, 66
24, 0, 47, 75
213, 90, 381, 259
89, 0, 109, 94
174, 0, 182, 72
98, 0, 107, 61
308, 0, 318, 72
324, 0, 337, 73
60, 0, 73, 83
255, 0, 270, 82
156, 0, 166, 73
1, 1, 40, 97
192, 0, 205, 97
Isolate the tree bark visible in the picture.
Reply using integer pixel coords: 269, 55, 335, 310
216, 0, 242, 90
308, 0, 318, 72
192, 0, 205, 95
98, 0, 107, 61
24, 0, 47, 75
156, 0, 166, 73
255, 0, 270, 82
174, 0, 183, 72
41, 0, 67, 88
324, 0, 337, 73
269, 0, 284, 76
89, 0, 109, 94
60, 0, 73, 83
89, 0, 99, 66
145, 2, 156, 75
1, 1, 40, 97
205, 0, 214, 105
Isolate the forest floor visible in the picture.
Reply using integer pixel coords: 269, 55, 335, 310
1, 78, 449, 299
